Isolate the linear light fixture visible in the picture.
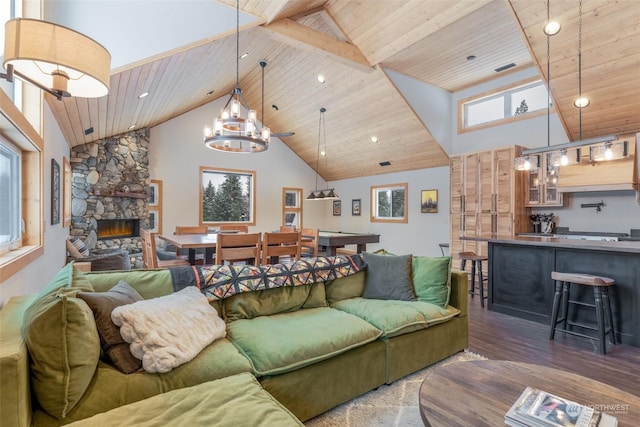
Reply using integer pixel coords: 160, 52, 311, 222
2, 18, 110, 100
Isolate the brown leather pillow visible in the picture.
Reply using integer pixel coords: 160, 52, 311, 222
78, 281, 143, 373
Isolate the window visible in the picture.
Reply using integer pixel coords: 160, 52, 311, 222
200, 166, 256, 225
0, 89, 44, 281
370, 183, 408, 223
459, 78, 550, 133
0, 139, 21, 255
282, 188, 302, 228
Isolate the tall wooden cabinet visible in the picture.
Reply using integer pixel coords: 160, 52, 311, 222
450, 146, 529, 273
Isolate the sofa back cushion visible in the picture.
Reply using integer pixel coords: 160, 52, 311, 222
224, 282, 326, 322
361, 252, 416, 301
23, 263, 101, 420
325, 270, 366, 303
411, 256, 452, 308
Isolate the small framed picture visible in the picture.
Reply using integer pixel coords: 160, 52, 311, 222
51, 159, 60, 225
333, 200, 341, 216
148, 180, 162, 207
421, 189, 438, 213
352, 199, 361, 216
148, 209, 161, 233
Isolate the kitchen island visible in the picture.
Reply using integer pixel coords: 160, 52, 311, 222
487, 236, 640, 347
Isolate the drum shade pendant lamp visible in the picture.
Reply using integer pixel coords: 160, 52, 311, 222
203, 0, 270, 153
2, 18, 111, 100
306, 108, 338, 201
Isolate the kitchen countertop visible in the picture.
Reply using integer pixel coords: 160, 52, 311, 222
487, 235, 640, 254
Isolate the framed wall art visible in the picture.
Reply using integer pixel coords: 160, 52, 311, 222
51, 159, 60, 225
333, 200, 341, 216
351, 199, 361, 216
421, 189, 438, 213
148, 209, 161, 233
63, 157, 72, 227
148, 180, 162, 207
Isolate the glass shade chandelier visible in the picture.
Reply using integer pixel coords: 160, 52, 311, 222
203, 0, 270, 153
306, 108, 339, 201
1, 18, 110, 100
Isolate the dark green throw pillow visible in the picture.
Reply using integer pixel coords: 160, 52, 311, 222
78, 280, 144, 374
412, 256, 452, 308
361, 252, 416, 301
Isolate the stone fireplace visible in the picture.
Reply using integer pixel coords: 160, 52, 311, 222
69, 129, 152, 268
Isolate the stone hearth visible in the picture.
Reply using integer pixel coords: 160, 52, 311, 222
69, 129, 152, 269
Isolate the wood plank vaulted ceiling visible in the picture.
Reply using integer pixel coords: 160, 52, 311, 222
47, 0, 640, 181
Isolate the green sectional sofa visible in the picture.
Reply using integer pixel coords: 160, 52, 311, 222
1, 255, 468, 426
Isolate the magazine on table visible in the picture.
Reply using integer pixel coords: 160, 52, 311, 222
505, 387, 617, 427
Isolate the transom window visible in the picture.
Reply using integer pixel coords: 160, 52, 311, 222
459, 78, 550, 133
370, 183, 408, 223
200, 166, 256, 225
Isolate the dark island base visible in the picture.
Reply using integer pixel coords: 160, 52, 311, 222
488, 241, 639, 348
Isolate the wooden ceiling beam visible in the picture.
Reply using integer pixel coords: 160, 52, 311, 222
258, 18, 373, 73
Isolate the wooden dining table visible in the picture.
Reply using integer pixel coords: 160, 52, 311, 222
157, 233, 219, 265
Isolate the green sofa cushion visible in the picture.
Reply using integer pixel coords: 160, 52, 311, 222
325, 270, 365, 303
228, 307, 382, 376
224, 282, 327, 322
23, 263, 100, 420
32, 337, 254, 425
64, 373, 303, 427
412, 256, 452, 308
331, 297, 461, 338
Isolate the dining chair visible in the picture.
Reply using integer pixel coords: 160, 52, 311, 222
174, 225, 209, 263
175, 225, 208, 234
261, 231, 301, 265
279, 226, 297, 233
219, 224, 249, 233
215, 232, 261, 265
140, 229, 190, 269
300, 227, 319, 258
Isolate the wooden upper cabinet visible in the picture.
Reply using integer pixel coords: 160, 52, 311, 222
525, 153, 564, 207
463, 152, 479, 215
450, 156, 463, 215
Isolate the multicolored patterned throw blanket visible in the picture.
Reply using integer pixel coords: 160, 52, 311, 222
170, 255, 364, 301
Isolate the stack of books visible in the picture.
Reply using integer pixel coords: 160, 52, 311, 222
505, 387, 617, 427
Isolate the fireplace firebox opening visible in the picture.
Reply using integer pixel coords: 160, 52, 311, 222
97, 219, 140, 240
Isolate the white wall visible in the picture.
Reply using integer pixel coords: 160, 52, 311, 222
0, 106, 72, 305
327, 166, 450, 257
149, 98, 329, 234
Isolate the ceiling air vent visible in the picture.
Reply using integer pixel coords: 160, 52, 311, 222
379, 161, 391, 167
84, 127, 94, 135
495, 63, 516, 73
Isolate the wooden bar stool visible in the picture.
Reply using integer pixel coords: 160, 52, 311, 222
455, 252, 488, 308
549, 271, 616, 354
438, 243, 449, 256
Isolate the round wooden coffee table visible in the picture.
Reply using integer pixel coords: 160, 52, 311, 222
419, 360, 640, 426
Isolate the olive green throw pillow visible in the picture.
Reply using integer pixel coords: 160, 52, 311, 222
78, 280, 144, 374
23, 262, 100, 420
361, 252, 416, 301
412, 256, 452, 308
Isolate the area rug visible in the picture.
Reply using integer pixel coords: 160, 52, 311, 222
304, 350, 487, 427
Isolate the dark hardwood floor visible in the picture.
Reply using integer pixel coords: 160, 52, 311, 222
466, 295, 640, 397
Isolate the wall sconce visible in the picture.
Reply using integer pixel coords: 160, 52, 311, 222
1, 18, 111, 100
589, 141, 628, 162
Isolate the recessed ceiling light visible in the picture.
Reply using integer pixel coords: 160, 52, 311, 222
138, 91, 149, 99
371, 136, 379, 143
320, 150, 326, 156
128, 124, 136, 130
317, 75, 325, 84
543, 21, 561, 36
206, 90, 215, 96
240, 52, 249, 59
466, 55, 476, 61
